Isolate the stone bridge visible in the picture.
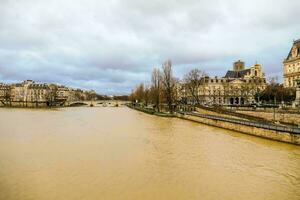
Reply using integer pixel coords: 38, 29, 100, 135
67, 100, 127, 107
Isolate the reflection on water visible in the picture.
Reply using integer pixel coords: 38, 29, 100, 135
0, 107, 299, 200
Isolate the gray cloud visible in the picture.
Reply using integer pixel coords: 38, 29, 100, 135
0, 0, 299, 94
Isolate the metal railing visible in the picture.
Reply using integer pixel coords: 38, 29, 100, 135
179, 112, 300, 134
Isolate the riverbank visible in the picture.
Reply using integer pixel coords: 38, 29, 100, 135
127, 104, 175, 117
128, 105, 300, 145
0, 102, 90, 108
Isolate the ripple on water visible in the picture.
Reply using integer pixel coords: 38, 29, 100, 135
0, 107, 299, 200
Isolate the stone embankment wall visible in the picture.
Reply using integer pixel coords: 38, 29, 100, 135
128, 105, 174, 117
128, 105, 300, 145
175, 113, 300, 145
235, 110, 300, 125
0, 101, 65, 108
0, 101, 48, 108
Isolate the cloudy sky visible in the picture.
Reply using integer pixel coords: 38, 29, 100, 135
0, 0, 299, 94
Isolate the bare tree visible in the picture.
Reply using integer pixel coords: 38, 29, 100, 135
74, 89, 84, 101
222, 79, 230, 105
151, 68, 162, 112
47, 84, 58, 107
129, 83, 151, 107
129, 89, 136, 103
144, 86, 150, 106
268, 76, 279, 85
161, 60, 176, 113
136, 83, 145, 104
183, 69, 206, 105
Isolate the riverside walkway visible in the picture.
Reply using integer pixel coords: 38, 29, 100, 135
128, 105, 300, 145
181, 111, 300, 134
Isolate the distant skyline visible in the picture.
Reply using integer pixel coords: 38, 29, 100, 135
0, 0, 300, 95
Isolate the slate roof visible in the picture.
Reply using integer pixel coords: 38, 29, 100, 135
286, 39, 300, 60
28, 84, 49, 89
224, 69, 250, 78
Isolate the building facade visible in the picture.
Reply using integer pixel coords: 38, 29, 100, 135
10, 80, 50, 102
283, 39, 300, 88
0, 80, 99, 107
57, 85, 71, 101
0, 80, 91, 107
0, 83, 11, 102
181, 60, 267, 105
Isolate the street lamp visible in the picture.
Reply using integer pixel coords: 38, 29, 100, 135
295, 79, 300, 107
295, 79, 300, 128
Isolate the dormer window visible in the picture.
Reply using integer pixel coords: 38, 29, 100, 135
292, 46, 298, 58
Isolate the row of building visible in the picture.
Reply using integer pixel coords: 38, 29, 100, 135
0, 80, 96, 107
179, 39, 300, 106
179, 60, 267, 106
283, 39, 300, 88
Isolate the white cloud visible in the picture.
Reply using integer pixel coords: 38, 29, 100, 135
0, 0, 299, 94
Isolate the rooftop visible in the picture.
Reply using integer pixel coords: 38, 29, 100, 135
224, 69, 250, 78
294, 38, 300, 44
285, 39, 300, 61
28, 84, 50, 89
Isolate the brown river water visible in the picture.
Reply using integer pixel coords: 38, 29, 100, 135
0, 106, 299, 200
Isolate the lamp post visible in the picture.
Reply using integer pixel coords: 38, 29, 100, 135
294, 79, 300, 107
295, 79, 300, 128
